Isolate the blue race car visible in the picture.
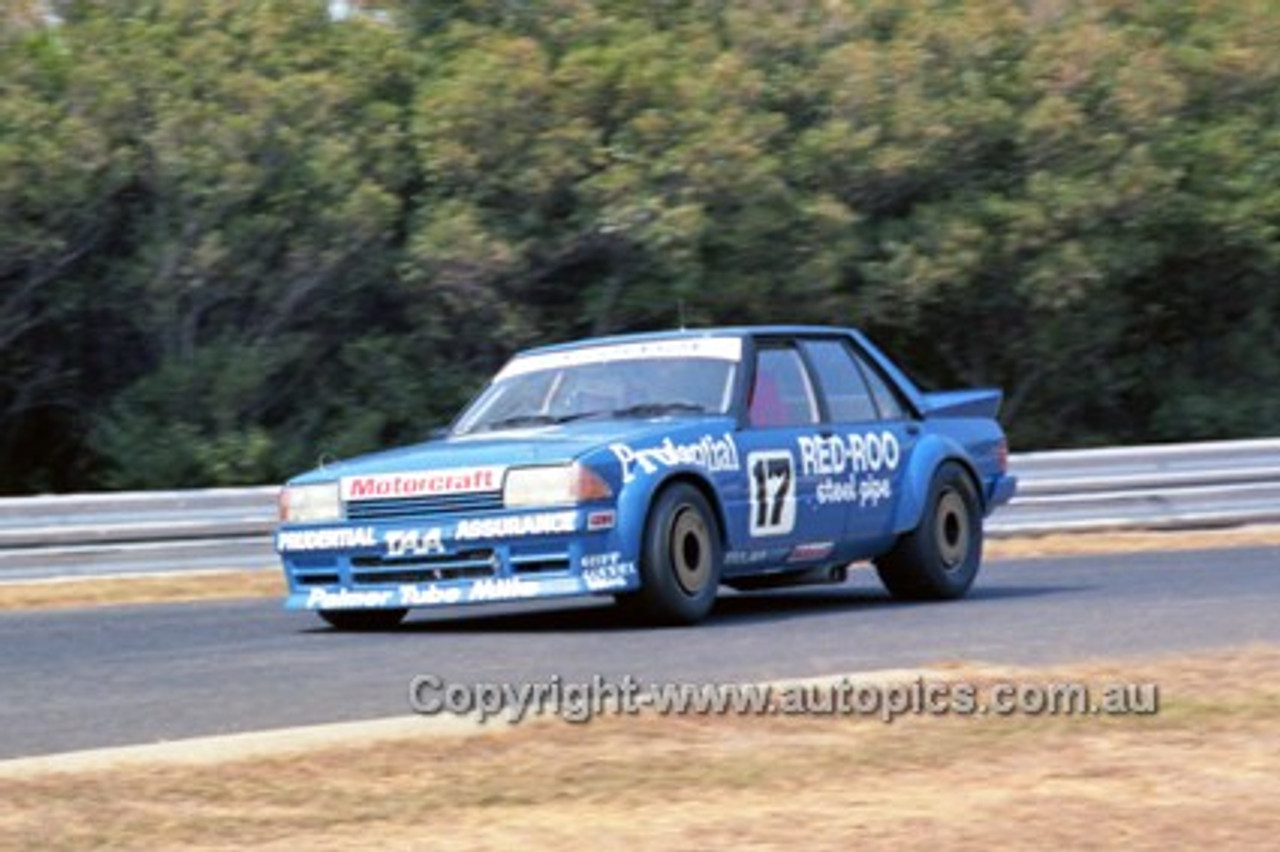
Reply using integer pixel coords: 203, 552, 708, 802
276, 327, 1016, 628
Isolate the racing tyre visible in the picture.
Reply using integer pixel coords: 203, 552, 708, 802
318, 608, 408, 631
622, 482, 723, 626
875, 462, 982, 600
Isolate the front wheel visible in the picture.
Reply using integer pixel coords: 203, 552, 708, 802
875, 462, 983, 600
619, 483, 723, 625
319, 608, 408, 631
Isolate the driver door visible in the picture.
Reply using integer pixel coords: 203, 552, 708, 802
728, 341, 848, 566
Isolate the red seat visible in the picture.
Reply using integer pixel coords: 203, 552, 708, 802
749, 371, 787, 427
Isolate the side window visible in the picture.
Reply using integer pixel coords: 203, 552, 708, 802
749, 346, 818, 427
801, 339, 878, 423
854, 353, 908, 420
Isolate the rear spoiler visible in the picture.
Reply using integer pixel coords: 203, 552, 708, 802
919, 388, 1003, 420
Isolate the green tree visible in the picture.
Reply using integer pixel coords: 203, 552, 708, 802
3, 0, 1280, 492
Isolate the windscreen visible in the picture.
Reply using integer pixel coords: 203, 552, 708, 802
453, 339, 741, 435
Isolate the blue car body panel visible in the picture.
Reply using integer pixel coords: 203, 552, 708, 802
275, 326, 1017, 614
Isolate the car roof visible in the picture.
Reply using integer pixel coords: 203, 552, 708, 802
507, 325, 927, 415
514, 325, 860, 357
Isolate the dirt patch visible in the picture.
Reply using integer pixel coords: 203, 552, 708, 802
1, 647, 1278, 849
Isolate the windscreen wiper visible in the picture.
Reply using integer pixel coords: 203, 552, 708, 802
611, 401, 706, 418
474, 411, 606, 433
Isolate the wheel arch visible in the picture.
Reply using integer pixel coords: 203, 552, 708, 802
892, 436, 985, 535
646, 472, 730, 548
618, 470, 728, 625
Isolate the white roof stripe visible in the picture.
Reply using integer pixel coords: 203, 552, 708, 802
495, 337, 742, 380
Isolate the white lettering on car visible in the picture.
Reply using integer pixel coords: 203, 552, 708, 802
748, 450, 797, 536
580, 551, 637, 591
797, 431, 901, 476
583, 574, 630, 591
453, 512, 577, 540
384, 528, 446, 558
305, 587, 395, 609
496, 337, 742, 380
277, 527, 377, 553
724, 549, 770, 566
468, 578, 541, 602
397, 584, 463, 606
799, 431, 901, 508
610, 432, 740, 483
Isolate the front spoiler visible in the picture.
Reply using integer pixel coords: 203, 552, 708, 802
286, 572, 635, 611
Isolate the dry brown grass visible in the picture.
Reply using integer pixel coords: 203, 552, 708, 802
3, 525, 1279, 613
2, 647, 1278, 850
985, 524, 1280, 560
0, 569, 284, 610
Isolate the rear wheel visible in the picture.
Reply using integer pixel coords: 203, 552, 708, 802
618, 483, 722, 625
875, 462, 982, 600
319, 608, 408, 631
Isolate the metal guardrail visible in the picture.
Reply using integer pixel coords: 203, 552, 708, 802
990, 437, 1280, 535
0, 488, 279, 581
1, 438, 1278, 581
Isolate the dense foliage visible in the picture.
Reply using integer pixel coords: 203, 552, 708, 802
2, 0, 1278, 493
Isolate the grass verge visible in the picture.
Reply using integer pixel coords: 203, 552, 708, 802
1, 647, 1277, 849
0, 569, 285, 610
2, 525, 1278, 612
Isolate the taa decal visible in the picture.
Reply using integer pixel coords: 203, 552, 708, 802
748, 450, 796, 537
385, 528, 445, 558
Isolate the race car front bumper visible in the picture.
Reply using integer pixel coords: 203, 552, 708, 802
276, 507, 638, 611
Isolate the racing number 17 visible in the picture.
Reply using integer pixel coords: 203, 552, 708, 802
749, 453, 795, 536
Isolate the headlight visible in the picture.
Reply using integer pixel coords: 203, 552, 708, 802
279, 482, 343, 523
503, 463, 612, 508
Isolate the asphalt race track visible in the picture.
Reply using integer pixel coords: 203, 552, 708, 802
2, 547, 1277, 759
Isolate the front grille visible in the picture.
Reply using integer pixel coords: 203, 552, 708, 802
344, 492, 505, 521
291, 556, 337, 569
350, 548, 498, 585
353, 566, 495, 584
511, 553, 572, 575
295, 573, 341, 586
